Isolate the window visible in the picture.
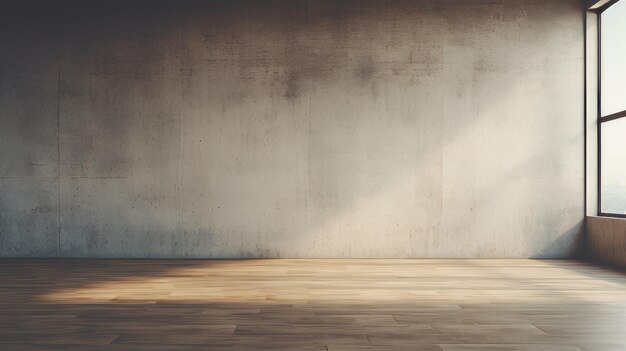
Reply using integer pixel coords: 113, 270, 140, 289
599, 0, 626, 217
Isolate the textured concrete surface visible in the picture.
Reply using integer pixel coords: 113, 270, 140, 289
587, 216, 626, 269
0, 2, 60, 257
1, 0, 584, 258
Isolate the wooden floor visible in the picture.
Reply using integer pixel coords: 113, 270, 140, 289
1, 259, 626, 350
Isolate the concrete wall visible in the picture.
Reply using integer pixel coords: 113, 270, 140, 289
0, 0, 585, 258
587, 216, 626, 269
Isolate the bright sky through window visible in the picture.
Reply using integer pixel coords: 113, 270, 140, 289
600, 0, 626, 215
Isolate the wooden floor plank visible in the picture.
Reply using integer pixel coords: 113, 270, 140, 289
0, 259, 625, 350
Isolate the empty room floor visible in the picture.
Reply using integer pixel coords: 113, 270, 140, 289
1, 259, 625, 350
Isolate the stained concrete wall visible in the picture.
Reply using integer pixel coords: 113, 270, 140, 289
0, 0, 584, 258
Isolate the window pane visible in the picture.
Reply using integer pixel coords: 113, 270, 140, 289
601, 118, 626, 214
601, 0, 626, 116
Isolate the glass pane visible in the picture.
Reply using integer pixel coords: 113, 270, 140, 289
601, 0, 626, 116
601, 118, 626, 214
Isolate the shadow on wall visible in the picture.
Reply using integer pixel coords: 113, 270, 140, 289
530, 222, 585, 259
0, 0, 584, 258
